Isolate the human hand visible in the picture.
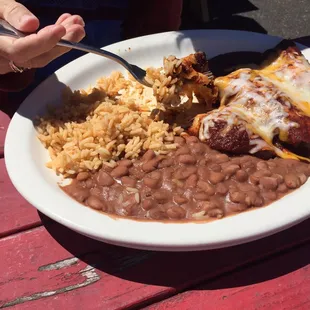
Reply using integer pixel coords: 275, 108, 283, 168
0, 0, 86, 74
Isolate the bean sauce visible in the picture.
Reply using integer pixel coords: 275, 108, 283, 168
62, 137, 310, 222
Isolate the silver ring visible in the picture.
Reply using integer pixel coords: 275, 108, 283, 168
9, 60, 26, 73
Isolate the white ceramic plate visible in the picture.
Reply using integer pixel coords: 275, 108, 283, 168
5, 30, 310, 251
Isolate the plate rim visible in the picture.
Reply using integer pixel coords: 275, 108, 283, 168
4, 29, 310, 251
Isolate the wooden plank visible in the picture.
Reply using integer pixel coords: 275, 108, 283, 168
1, 218, 310, 309
0, 159, 41, 237
146, 242, 310, 310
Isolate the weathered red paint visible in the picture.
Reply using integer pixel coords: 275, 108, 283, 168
0, 159, 41, 237
0, 109, 9, 157
1, 218, 310, 309
146, 242, 310, 310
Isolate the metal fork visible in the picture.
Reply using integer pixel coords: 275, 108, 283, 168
0, 19, 151, 87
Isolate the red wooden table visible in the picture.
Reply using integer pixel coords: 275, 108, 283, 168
2, 38, 310, 310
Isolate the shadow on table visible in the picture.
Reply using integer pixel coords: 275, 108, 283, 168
40, 211, 310, 292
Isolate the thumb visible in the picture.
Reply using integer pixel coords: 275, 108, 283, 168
0, 0, 39, 32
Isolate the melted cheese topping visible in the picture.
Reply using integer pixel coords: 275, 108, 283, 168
259, 50, 310, 116
200, 47, 310, 162
203, 69, 310, 161
199, 107, 239, 141
214, 69, 297, 144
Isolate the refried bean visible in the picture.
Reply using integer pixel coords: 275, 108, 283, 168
62, 136, 310, 222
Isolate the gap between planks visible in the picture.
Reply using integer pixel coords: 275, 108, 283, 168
134, 239, 310, 310
144, 241, 310, 310
2, 218, 310, 309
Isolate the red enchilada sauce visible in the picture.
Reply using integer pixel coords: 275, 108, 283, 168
62, 136, 310, 221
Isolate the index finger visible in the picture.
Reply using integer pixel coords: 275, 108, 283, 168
0, 24, 66, 63
0, 0, 39, 32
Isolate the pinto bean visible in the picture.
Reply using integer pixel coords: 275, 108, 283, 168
186, 136, 199, 144
305, 165, 310, 177
214, 153, 230, 164
198, 159, 207, 166
239, 155, 254, 164
231, 157, 241, 165
158, 158, 174, 168
277, 183, 288, 193
208, 208, 224, 218
229, 190, 246, 204
197, 181, 215, 196
194, 191, 210, 200
167, 206, 186, 219
118, 159, 133, 167
198, 167, 209, 180
200, 201, 219, 211
142, 149, 156, 161
97, 170, 115, 186
71, 188, 89, 203
101, 163, 113, 173
256, 161, 269, 170
84, 178, 94, 189
148, 208, 168, 220
175, 146, 191, 156
129, 166, 145, 179
178, 154, 196, 165
144, 176, 161, 189
90, 187, 101, 197
174, 136, 186, 145
208, 171, 225, 184
267, 161, 277, 169
111, 165, 129, 178
216, 183, 228, 195
185, 174, 198, 188
249, 170, 272, 184
173, 195, 188, 205
174, 166, 197, 180
76, 172, 90, 181
191, 143, 206, 155
142, 159, 158, 172
227, 203, 248, 212
245, 191, 263, 207
235, 170, 248, 182
209, 164, 222, 172
298, 173, 308, 185
87, 195, 105, 210
273, 174, 284, 184
223, 164, 240, 177
263, 191, 277, 201
259, 177, 278, 190
142, 199, 154, 210
241, 161, 256, 170
154, 189, 171, 203
284, 173, 301, 189
121, 176, 137, 188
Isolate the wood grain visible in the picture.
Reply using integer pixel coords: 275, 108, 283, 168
0, 159, 41, 237
146, 242, 310, 310
1, 218, 310, 309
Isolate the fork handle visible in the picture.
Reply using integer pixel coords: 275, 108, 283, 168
57, 39, 133, 71
0, 18, 133, 73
